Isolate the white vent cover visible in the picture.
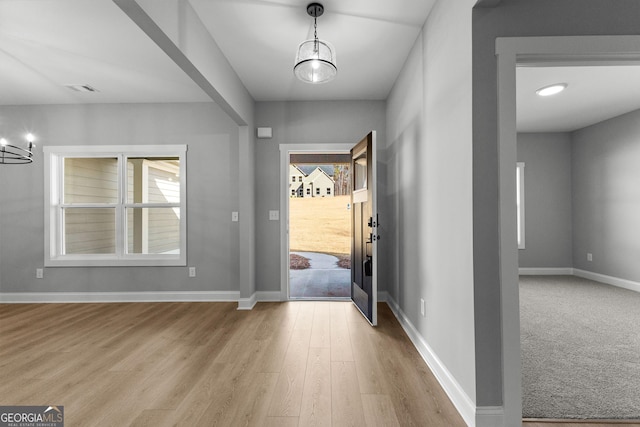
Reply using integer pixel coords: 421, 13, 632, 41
64, 84, 99, 93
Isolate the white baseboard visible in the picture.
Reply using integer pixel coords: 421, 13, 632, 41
237, 290, 283, 310
237, 293, 257, 310
518, 267, 573, 275
519, 267, 640, 294
385, 295, 484, 427
574, 269, 640, 293
255, 291, 282, 302
475, 406, 505, 427
0, 291, 240, 304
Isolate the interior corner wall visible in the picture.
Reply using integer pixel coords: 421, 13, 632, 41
253, 101, 386, 293
0, 102, 241, 295
238, 125, 256, 299
571, 109, 640, 283
473, 0, 640, 423
387, 0, 478, 410
517, 133, 573, 269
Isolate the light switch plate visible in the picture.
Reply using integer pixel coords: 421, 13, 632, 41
232, 211, 239, 222
269, 210, 279, 221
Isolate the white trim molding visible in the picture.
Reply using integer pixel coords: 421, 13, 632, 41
518, 267, 573, 275
385, 295, 482, 427
475, 406, 505, 427
279, 143, 354, 301
495, 35, 640, 426
518, 268, 640, 294
255, 291, 282, 302
0, 291, 239, 304
237, 291, 284, 310
574, 269, 640, 294
237, 293, 257, 310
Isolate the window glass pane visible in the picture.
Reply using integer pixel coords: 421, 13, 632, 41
63, 208, 116, 254
64, 158, 118, 204
354, 156, 367, 191
127, 207, 180, 254
127, 157, 180, 204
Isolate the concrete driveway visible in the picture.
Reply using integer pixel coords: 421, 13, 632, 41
289, 251, 350, 298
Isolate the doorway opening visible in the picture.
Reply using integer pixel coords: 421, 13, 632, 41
288, 153, 352, 299
495, 35, 640, 424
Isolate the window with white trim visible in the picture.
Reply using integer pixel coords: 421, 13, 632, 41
516, 162, 525, 249
44, 145, 187, 266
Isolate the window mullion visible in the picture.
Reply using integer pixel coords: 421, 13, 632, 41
116, 154, 126, 258
57, 154, 65, 257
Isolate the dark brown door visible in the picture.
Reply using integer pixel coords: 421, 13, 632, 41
351, 132, 378, 325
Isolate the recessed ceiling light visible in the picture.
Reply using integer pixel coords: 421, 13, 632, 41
536, 83, 567, 97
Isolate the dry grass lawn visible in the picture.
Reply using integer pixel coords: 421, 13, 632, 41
289, 194, 351, 255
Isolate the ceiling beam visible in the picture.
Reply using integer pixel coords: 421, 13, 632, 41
113, 0, 253, 126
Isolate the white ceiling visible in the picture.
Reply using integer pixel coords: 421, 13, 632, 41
1, 0, 640, 133
0, 0, 209, 105
517, 65, 640, 133
189, 0, 436, 101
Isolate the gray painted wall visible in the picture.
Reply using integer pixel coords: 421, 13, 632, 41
517, 133, 573, 268
254, 101, 386, 293
387, 0, 478, 406
0, 102, 241, 294
473, 0, 640, 421
572, 109, 640, 282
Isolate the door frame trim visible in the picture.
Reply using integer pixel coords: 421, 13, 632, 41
495, 35, 640, 425
279, 143, 353, 301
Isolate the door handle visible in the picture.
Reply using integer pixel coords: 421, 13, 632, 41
364, 256, 372, 276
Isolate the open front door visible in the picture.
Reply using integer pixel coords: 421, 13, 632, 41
351, 131, 378, 325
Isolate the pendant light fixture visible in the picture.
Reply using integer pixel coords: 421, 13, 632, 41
0, 133, 35, 164
294, 3, 337, 84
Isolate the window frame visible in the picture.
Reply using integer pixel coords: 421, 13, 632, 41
44, 145, 187, 267
516, 162, 525, 249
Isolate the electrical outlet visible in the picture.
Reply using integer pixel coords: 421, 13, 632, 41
232, 211, 239, 222
587, 253, 593, 262
269, 210, 279, 221
188, 267, 196, 277
36, 268, 43, 279
420, 298, 425, 317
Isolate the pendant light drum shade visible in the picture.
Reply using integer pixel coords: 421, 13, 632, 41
294, 39, 337, 84
293, 3, 336, 84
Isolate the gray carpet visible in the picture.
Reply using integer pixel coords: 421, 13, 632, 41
520, 275, 640, 419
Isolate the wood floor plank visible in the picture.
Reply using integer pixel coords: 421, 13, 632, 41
0, 301, 475, 427
347, 311, 388, 394
372, 304, 466, 426
263, 416, 300, 427
299, 347, 332, 427
309, 302, 331, 348
331, 361, 366, 427
330, 302, 354, 361
361, 394, 401, 427
293, 301, 315, 330
267, 327, 312, 416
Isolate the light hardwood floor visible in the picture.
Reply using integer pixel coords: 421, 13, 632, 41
3, 301, 637, 427
0, 301, 466, 426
